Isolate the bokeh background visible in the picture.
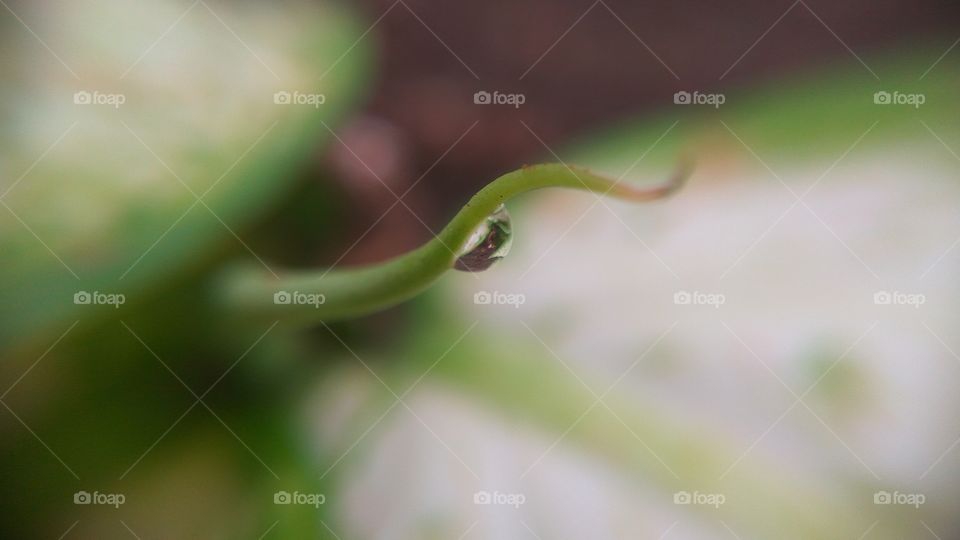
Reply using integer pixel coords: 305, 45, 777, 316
1, 0, 959, 538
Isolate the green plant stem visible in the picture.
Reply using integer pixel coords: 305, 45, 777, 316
217, 162, 689, 326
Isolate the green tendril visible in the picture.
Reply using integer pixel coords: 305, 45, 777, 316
218, 162, 691, 327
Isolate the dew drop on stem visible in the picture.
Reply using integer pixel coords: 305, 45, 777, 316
453, 204, 513, 272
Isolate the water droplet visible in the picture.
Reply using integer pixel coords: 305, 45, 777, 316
454, 204, 513, 272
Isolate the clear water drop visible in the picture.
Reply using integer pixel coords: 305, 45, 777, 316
454, 204, 513, 272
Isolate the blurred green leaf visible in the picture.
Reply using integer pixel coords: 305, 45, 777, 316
0, 0, 372, 351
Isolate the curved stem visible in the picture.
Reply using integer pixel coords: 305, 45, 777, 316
217, 162, 690, 327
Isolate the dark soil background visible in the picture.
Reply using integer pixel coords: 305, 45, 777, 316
320, 0, 960, 264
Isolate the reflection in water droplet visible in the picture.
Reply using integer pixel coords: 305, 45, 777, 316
454, 204, 513, 272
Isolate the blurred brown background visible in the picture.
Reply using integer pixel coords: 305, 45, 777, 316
324, 0, 960, 264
